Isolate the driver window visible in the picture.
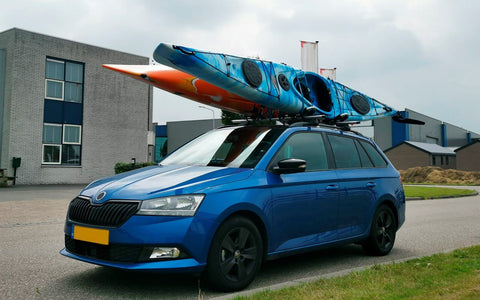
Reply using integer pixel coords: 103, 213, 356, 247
270, 132, 328, 172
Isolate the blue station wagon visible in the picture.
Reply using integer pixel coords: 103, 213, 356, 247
61, 124, 405, 291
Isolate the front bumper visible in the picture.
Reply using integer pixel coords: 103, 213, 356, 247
62, 212, 216, 273
60, 247, 205, 273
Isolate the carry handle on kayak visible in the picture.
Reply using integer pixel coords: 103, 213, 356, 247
173, 45, 195, 55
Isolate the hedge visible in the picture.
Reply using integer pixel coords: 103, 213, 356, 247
114, 162, 156, 174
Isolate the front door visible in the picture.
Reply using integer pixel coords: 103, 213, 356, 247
268, 131, 339, 253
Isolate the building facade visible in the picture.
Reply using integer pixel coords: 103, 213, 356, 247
373, 109, 480, 151
384, 141, 456, 170
455, 139, 480, 171
0, 28, 153, 185
166, 118, 223, 154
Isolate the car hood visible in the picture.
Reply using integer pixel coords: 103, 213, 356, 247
80, 164, 254, 203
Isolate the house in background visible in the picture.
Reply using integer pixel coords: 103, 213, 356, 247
455, 139, 480, 171
384, 141, 456, 170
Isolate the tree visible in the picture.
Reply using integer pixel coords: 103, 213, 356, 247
221, 110, 244, 125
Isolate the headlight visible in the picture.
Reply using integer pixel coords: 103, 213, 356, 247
137, 194, 205, 216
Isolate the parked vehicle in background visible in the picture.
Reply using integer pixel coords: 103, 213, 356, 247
61, 123, 405, 291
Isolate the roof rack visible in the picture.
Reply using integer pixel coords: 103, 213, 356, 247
230, 113, 365, 136
288, 120, 365, 136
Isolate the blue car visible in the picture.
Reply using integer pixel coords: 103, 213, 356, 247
61, 124, 405, 291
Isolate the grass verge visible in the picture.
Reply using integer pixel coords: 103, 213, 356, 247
404, 185, 477, 199
237, 245, 480, 300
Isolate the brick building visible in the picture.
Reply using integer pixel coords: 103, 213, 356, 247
0, 28, 153, 184
384, 141, 456, 170
455, 139, 480, 171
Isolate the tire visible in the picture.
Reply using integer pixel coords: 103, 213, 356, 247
204, 216, 263, 292
363, 205, 397, 256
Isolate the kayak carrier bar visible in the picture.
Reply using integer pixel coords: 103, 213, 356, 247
230, 112, 364, 133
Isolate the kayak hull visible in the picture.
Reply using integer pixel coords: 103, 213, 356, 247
153, 44, 311, 114
102, 64, 276, 117
153, 43, 397, 121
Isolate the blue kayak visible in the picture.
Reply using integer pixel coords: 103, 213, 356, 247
153, 43, 397, 122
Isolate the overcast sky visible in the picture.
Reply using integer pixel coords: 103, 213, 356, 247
2, 0, 480, 133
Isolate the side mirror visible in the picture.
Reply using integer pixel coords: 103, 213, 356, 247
273, 158, 307, 174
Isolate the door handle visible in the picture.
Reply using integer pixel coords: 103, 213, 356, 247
326, 184, 339, 190
366, 182, 377, 188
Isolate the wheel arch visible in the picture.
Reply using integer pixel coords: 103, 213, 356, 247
213, 209, 269, 261
376, 197, 399, 230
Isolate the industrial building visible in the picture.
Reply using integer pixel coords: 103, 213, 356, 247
375, 109, 479, 170
0, 28, 154, 185
374, 109, 479, 151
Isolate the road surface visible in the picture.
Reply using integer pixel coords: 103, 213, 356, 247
0, 185, 479, 299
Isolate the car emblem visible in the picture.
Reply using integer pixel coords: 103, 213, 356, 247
96, 191, 106, 202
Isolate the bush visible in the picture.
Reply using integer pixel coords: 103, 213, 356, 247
114, 162, 156, 174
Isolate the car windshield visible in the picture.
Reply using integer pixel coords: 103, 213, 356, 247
161, 126, 285, 168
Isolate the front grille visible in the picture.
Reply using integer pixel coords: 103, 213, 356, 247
68, 196, 140, 227
65, 235, 147, 263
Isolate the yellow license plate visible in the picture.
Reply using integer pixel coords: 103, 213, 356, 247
73, 225, 109, 245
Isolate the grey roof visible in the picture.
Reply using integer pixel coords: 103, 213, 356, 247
404, 141, 456, 155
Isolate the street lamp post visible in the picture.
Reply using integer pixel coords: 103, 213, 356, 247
198, 106, 215, 129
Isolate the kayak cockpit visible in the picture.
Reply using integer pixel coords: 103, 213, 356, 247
293, 73, 333, 113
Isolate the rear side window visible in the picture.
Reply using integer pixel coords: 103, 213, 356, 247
359, 140, 388, 167
327, 135, 361, 169
270, 132, 329, 172
355, 140, 374, 168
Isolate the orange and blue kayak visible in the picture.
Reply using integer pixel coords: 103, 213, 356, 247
102, 64, 276, 117
153, 43, 399, 122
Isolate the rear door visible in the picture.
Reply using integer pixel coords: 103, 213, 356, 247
326, 134, 377, 239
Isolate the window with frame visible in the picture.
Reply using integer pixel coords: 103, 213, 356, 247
43, 57, 84, 166
43, 144, 62, 164
63, 124, 81, 144
45, 58, 83, 103
270, 132, 329, 172
327, 135, 362, 169
42, 123, 82, 165
355, 140, 374, 168
358, 140, 387, 167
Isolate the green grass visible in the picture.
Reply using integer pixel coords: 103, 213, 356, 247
403, 182, 480, 186
404, 186, 476, 199
237, 246, 480, 300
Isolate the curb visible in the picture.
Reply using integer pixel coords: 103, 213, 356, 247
406, 191, 478, 201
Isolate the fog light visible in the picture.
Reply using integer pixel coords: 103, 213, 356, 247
149, 247, 181, 259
